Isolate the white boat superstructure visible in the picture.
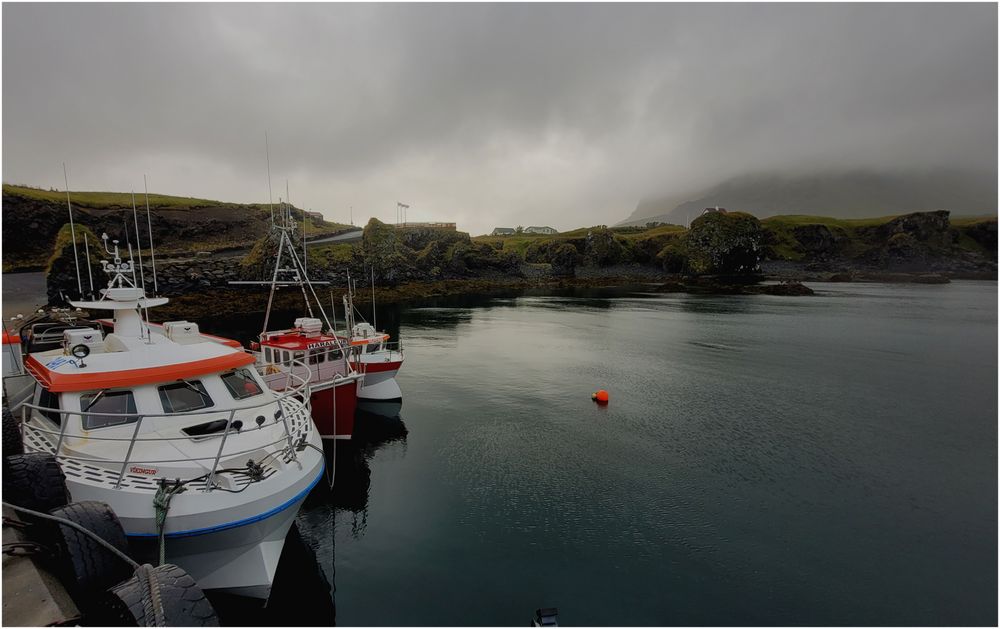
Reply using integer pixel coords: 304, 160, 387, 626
345, 321, 405, 402
338, 286, 405, 403
11, 235, 324, 599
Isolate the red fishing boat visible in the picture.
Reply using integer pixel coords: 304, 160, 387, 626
232, 198, 362, 440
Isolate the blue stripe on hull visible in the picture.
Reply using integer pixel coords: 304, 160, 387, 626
126, 467, 324, 539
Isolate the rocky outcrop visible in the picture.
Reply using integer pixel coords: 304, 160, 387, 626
792, 223, 843, 255
875, 210, 951, 243
685, 211, 764, 275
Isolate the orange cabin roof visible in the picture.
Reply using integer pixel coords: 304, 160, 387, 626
25, 352, 256, 393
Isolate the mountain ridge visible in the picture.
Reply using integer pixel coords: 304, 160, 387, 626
619, 169, 997, 227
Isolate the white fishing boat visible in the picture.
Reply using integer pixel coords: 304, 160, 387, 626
343, 318, 405, 403
337, 277, 405, 403
10, 234, 325, 599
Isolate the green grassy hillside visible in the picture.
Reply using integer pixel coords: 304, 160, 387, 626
2, 184, 351, 271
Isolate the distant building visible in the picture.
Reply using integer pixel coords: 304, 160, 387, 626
524, 226, 558, 235
492, 227, 516, 236
702, 206, 728, 215
396, 222, 457, 230
305, 210, 324, 221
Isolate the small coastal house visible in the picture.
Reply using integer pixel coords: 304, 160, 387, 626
701, 206, 727, 215
492, 227, 516, 236
524, 226, 557, 235
305, 210, 325, 221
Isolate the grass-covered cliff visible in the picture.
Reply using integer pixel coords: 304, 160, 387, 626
37, 197, 1000, 315
2, 184, 351, 271
297, 210, 996, 285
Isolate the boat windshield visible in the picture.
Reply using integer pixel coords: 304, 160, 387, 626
158, 380, 213, 413
81, 390, 139, 430
221, 368, 263, 400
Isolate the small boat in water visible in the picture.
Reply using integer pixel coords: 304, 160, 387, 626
338, 285, 405, 403
255, 316, 362, 439
9, 236, 324, 599
233, 199, 363, 440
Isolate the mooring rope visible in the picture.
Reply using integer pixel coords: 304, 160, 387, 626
0, 501, 139, 570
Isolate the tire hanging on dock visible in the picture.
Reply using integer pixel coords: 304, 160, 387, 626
2, 406, 24, 458
49, 501, 133, 605
98, 563, 220, 627
2, 452, 70, 517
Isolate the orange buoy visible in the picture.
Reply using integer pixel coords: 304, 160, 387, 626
592, 389, 609, 404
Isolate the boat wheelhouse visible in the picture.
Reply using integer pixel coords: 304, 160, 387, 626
256, 317, 362, 439
343, 321, 405, 402
336, 283, 405, 404
10, 236, 324, 599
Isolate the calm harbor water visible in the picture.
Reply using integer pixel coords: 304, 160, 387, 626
202, 280, 997, 626
3, 275, 996, 625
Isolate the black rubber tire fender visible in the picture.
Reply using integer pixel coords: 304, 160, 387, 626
102, 563, 220, 627
2, 452, 70, 515
48, 500, 133, 605
2, 406, 24, 458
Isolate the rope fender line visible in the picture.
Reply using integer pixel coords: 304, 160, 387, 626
153, 479, 185, 567
135, 563, 166, 628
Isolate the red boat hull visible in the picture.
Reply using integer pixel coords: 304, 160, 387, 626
310, 379, 358, 439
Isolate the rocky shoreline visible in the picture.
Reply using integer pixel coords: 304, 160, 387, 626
35, 208, 997, 320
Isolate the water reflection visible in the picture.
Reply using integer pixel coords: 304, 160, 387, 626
206, 524, 337, 626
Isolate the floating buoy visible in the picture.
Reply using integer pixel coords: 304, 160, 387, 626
591, 389, 609, 404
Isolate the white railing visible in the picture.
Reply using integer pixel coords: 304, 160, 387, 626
16, 360, 314, 491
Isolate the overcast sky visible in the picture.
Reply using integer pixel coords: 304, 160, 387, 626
3, 3, 996, 234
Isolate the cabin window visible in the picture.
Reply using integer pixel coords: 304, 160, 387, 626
281, 351, 291, 366
158, 380, 213, 414
293, 351, 305, 365
264, 347, 273, 363
38, 388, 62, 426
308, 349, 325, 365
221, 368, 263, 400
81, 391, 139, 430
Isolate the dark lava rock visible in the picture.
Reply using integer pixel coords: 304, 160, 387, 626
792, 224, 841, 254
754, 282, 815, 296
876, 210, 951, 242
654, 281, 687, 293
912, 273, 951, 284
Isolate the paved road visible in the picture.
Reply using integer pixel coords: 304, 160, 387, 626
306, 229, 364, 246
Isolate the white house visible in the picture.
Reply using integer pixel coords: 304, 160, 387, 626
524, 226, 557, 235
492, 227, 516, 236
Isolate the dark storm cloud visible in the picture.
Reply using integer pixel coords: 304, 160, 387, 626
3, 3, 996, 233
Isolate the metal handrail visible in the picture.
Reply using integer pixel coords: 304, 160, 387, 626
16, 358, 315, 491
26, 433, 293, 467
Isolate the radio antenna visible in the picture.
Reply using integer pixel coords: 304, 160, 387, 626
131, 190, 148, 298
83, 232, 94, 297
62, 163, 83, 297
144, 175, 158, 295
265, 132, 274, 226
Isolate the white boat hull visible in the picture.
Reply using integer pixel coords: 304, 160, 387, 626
358, 375, 402, 401
23, 397, 325, 600
121, 467, 322, 598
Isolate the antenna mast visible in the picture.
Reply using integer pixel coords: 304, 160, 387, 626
62, 163, 83, 297
131, 190, 147, 298
265, 132, 274, 226
144, 175, 158, 295
83, 233, 94, 296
